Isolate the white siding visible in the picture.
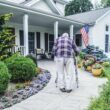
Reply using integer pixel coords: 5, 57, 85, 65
88, 26, 94, 46
32, 0, 53, 13
89, 12, 110, 57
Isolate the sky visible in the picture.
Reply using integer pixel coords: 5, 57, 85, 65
91, 0, 101, 4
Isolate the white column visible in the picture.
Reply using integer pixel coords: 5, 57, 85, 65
70, 24, 74, 39
23, 14, 29, 56
54, 21, 58, 40
41, 32, 44, 50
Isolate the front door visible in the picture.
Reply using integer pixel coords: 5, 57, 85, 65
28, 32, 35, 53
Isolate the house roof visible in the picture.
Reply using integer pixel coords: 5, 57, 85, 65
21, 0, 68, 5
20, 0, 64, 15
0, 0, 84, 26
66, 7, 110, 24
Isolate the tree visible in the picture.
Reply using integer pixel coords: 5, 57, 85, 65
0, 13, 16, 61
65, 0, 93, 16
101, 0, 110, 7
94, 0, 102, 9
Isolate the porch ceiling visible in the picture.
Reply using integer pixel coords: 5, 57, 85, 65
0, 1, 83, 29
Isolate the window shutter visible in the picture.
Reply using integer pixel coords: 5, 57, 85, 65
19, 30, 24, 46
45, 33, 48, 52
36, 32, 40, 48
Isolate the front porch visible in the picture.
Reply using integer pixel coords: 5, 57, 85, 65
0, 0, 84, 56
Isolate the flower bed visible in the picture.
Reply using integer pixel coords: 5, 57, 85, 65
0, 69, 51, 109
77, 51, 110, 77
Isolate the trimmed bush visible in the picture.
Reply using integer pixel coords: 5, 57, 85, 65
26, 54, 37, 66
6, 56, 36, 82
0, 62, 10, 94
4, 52, 21, 64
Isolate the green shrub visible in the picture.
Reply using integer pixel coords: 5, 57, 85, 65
87, 81, 110, 110
0, 62, 10, 94
79, 52, 86, 59
26, 54, 37, 66
102, 67, 110, 78
4, 52, 21, 64
6, 56, 36, 82
102, 62, 110, 67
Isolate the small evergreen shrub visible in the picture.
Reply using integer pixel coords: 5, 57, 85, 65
4, 52, 21, 64
26, 54, 37, 66
0, 61, 10, 94
6, 56, 36, 82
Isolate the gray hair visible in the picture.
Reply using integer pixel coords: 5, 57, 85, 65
62, 33, 69, 38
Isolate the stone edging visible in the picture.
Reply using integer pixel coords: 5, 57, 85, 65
0, 70, 51, 109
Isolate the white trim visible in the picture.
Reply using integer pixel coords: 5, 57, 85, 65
24, 0, 62, 15
49, 0, 62, 15
55, 0, 68, 4
96, 10, 110, 24
0, 1, 84, 25
24, 0, 41, 6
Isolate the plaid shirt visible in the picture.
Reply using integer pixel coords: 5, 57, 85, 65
52, 36, 79, 58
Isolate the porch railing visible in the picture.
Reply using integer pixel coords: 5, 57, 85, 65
10, 46, 26, 56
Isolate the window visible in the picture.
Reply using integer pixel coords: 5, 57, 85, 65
36, 32, 40, 48
44, 33, 54, 52
105, 34, 109, 52
105, 25, 109, 32
75, 34, 82, 46
19, 30, 24, 46
49, 34, 54, 52
28, 32, 35, 53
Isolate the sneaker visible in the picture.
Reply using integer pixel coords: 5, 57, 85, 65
66, 89, 72, 93
60, 88, 66, 92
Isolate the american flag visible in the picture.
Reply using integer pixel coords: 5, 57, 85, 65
80, 25, 89, 47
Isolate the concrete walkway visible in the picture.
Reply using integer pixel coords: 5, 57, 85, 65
5, 60, 107, 110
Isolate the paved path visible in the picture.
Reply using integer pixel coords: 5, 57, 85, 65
5, 60, 107, 110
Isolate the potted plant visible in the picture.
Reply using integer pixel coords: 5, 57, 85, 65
83, 59, 94, 72
77, 57, 82, 68
92, 63, 102, 76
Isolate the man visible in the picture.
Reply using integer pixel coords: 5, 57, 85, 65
52, 33, 79, 93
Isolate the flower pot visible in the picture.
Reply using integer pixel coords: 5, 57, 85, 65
77, 63, 82, 68
86, 66, 92, 72
92, 68, 102, 76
